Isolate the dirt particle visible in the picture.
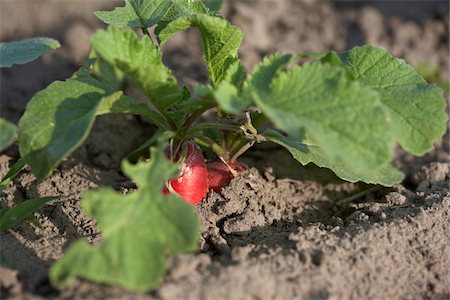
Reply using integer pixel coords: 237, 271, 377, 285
0, 267, 21, 296
385, 192, 407, 205
412, 162, 449, 184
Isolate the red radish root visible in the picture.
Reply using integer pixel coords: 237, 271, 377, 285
207, 160, 245, 192
168, 142, 208, 205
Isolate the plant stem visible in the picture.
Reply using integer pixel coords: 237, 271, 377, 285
230, 140, 254, 162
193, 122, 241, 132
140, 27, 158, 44
182, 101, 216, 129
228, 112, 270, 161
193, 135, 229, 161
160, 109, 178, 131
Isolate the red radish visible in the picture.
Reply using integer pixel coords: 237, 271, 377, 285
168, 142, 208, 205
207, 160, 245, 192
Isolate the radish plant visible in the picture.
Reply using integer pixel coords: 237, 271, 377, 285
0, 37, 60, 232
11, 0, 447, 292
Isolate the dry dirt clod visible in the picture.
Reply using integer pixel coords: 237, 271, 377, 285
412, 162, 449, 185
384, 192, 407, 206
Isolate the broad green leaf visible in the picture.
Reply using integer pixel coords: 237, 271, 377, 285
212, 59, 247, 113
50, 148, 200, 292
213, 81, 241, 114
264, 129, 404, 186
0, 196, 57, 232
156, 0, 208, 35
212, 54, 292, 114
0, 158, 26, 192
157, 17, 193, 45
86, 49, 126, 90
252, 62, 394, 170
166, 87, 214, 127
158, 14, 243, 86
94, 0, 172, 28
0, 37, 60, 68
19, 76, 165, 178
223, 59, 246, 87
244, 53, 292, 94
0, 118, 17, 152
96, 94, 169, 129
338, 46, 447, 155
91, 27, 181, 111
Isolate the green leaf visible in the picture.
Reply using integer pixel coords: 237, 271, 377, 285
91, 27, 181, 111
212, 54, 292, 114
156, 0, 208, 33
264, 129, 404, 186
96, 94, 169, 129
244, 52, 292, 94
0, 118, 17, 152
252, 62, 394, 170
158, 14, 243, 86
0, 37, 60, 68
211, 58, 246, 113
87, 49, 126, 90
50, 148, 200, 292
94, 0, 172, 28
213, 81, 241, 114
338, 46, 447, 155
157, 17, 193, 45
0, 196, 57, 232
0, 158, 26, 193
19, 75, 165, 178
19, 76, 120, 178
127, 129, 163, 163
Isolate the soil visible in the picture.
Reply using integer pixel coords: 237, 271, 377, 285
1, 1, 449, 299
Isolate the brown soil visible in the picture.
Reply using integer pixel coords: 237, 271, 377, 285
1, 1, 449, 299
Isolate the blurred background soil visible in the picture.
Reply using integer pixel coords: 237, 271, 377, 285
0, 1, 449, 299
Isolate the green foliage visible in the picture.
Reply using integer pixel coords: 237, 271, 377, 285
157, 14, 243, 86
0, 158, 26, 192
18, 75, 164, 178
94, 0, 172, 28
50, 148, 200, 292
91, 27, 181, 111
250, 61, 394, 171
0, 196, 57, 232
0, 37, 60, 68
0, 119, 17, 152
337, 46, 447, 156
11, 0, 447, 293
264, 130, 404, 186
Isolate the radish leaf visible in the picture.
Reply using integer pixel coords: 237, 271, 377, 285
0, 119, 17, 152
157, 14, 243, 86
0, 38, 60, 68
94, 0, 172, 28
337, 46, 447, 155
252, 62, 394, 171
0, 196, 58, 232
50, 148, 200, 292
91, 27, 181, 111
19, 76, 165, 178
265, 129, 404, 186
